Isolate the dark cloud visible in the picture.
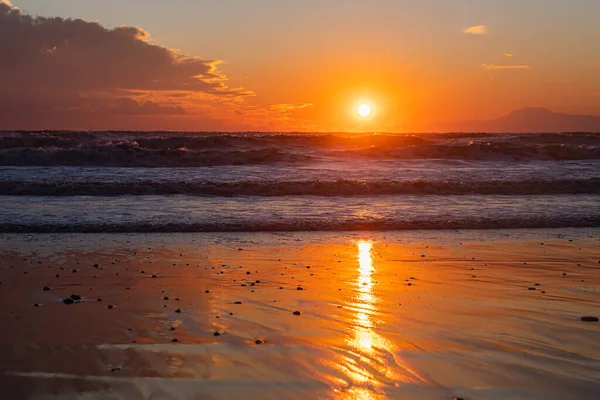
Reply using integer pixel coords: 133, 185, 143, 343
0, 2, 239, 128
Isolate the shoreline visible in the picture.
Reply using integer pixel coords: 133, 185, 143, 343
1, 229, 599, 399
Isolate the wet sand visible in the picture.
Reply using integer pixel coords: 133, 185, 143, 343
0, 229, 599, 400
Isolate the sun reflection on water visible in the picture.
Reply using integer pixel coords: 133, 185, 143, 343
334, 240, 427, 398
354, 241, 378, 350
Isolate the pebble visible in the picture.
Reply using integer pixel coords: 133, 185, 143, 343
175, 308, 182, 313
107, 305, 114, 309
214, 332, 221, 336
255, 339, 264, 345
581, 316, 599, 322
293, 311, 301, 316
63, 298, 75, 305
42, 286, 51, 291
234, 301, 242, 304
70, 294, 81, 301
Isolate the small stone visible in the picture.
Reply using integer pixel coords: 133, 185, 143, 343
171, 338, 179, 343
205, 290, 210, 293
43, 286, 51, 291
234, 301, 242, 304
70, 294, 81, 301
97, 298, 102, 302
111, 367, 122, 372
72, 269, 78, 273
581, 316, 599, 322
107, 305, 114, 309
297, 287, 304, 291
214, 332, 221, 336
93, 264, 99, 268
175, 308, 182, 313
293, 311, 301, 316
163, 296, 170, 300
55, 274, 60, 278
33, 303, 40, 307
152, 275, 158, 278
528, 287, 536, 291
255, 339, 264, 345
63, 298, 75, 305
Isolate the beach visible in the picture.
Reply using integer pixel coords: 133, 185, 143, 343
1, 229, 598, 399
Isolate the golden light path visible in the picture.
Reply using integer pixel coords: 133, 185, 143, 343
335, 240, 427, 399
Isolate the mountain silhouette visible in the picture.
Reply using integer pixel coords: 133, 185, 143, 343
441, 107, 600, 133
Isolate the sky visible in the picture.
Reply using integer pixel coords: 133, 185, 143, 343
2, 0, 600, 132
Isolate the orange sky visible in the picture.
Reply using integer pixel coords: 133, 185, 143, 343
2, 0, 600, 131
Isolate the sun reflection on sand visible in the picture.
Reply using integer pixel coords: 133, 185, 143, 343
353, 241, 383, 353
333, 240, 428, 398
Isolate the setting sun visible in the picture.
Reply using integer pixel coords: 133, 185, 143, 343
357, 104, 372, 117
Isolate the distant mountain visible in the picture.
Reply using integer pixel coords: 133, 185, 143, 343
441, 107, 600, 133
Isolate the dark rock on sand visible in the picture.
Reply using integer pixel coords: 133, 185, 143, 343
175, 308, 182, 313
43, 286, 51, 291
255, 339, 264, 345
63, 298, 75, 305
293, 311, 301, 316
214, 332, 221, 336
107, 305, 114, 309
70, 294, 81, 301
581, 316, 599, 322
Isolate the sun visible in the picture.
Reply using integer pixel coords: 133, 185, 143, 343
357, 103, 372, 117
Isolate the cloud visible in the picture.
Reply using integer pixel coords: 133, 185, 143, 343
0, 2, 254, 129
482, 64, 533, 70
462, 25, 488, 35
269, 103, 313, 112
504, 53, 513, 57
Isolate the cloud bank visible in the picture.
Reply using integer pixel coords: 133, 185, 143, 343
0, 2, 256, 130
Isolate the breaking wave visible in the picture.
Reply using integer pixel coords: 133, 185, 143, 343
2, 178, 599, 196
0, 131, 599, 166
1, 215, 599, 233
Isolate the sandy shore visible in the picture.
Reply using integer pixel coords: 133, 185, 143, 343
0, 229, 599, 400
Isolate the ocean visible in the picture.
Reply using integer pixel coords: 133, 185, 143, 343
1, 130, 599, 232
